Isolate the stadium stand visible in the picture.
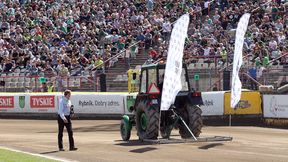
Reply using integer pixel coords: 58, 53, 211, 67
0, 0, 287, 92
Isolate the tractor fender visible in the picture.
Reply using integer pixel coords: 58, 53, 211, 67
135, 95, 160, 108
122, 115, 132, 130
187, 92, 204, 106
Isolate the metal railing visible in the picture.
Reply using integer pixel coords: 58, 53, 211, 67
0, 75, 100, 92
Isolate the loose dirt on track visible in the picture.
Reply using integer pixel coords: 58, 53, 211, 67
0, 119, 287, 162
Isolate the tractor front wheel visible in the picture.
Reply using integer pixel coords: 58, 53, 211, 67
160, 126, 172, 139
120, 119, 131, 141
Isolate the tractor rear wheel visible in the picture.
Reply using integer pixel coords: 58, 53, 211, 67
178, 105, 203, 139
135, 101, 159, 140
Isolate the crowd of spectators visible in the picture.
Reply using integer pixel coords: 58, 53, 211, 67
184, 0, 288, 68
0, 0, 287, 80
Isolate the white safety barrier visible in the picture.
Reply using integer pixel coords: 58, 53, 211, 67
263, 95, 288, 118
0, 93, 59, 113
1, 92, 264, 117
200, 91, 225, 116
0, 93, 134, 115
70, 93, 127, 114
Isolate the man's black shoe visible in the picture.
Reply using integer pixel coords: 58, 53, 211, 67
59, 148, 65, 151
69, 147, 78, 151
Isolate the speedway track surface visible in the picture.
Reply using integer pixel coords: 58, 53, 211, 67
0, 119, 287, 162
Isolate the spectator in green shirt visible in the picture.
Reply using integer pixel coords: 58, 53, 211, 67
92, 56, 104, 73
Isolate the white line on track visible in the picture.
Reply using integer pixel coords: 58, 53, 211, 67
0, 146, 78, 162
213, 147, 288, 159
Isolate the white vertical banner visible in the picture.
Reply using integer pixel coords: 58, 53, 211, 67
231, 13, 250, 108
161, 14, 190, 111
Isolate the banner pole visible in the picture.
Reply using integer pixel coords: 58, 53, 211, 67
229, 114, 231, 127
158, 107, 161, 141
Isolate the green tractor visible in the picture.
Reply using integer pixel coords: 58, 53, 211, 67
120, 63, 203, 141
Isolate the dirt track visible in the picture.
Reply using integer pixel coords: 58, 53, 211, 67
0, 119, 287, 162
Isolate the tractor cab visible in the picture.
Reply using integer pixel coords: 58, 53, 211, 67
139, 63, 190, 96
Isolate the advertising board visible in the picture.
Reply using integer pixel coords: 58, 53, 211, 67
224, 92, 262, 115
263, 95, 288, 118
70, 94, 126, 114
200, 91, 225, 116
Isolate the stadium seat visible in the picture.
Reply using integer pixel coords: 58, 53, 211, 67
122, 75, 128, 81
209, 63, 216, 69
198, 59, 204, 63
187, 63, 194, 69
17, 82, 24, 87
68, 81, 74, 87
216, 63, 223, 69
62, 80, 67, 86
74, 77, 81, 82
50, 77, 56, 82
202, 63, 209, 69
192, 63, 199, 69
30, 82, 35, 87
5, 82, 11, 88
10, 77, 17, 82
196, 63, 205, 69
74, 78, 81, 86
135, 65, 141, 70
10, 82, 17, 88
5, 77, 12, 82
18, 77, 25, 82
114, 75, 122, 81
14, 69, 21, 73
24, 77, 31, 82
74, 81, 80, 87
83, 71, 90, 76
20, 69, 26, 73
278, 65, 283, 69
36, 82, 42, 87
24, 82, 30, 88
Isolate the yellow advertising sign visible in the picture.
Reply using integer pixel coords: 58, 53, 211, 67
224, 92, 262, 115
